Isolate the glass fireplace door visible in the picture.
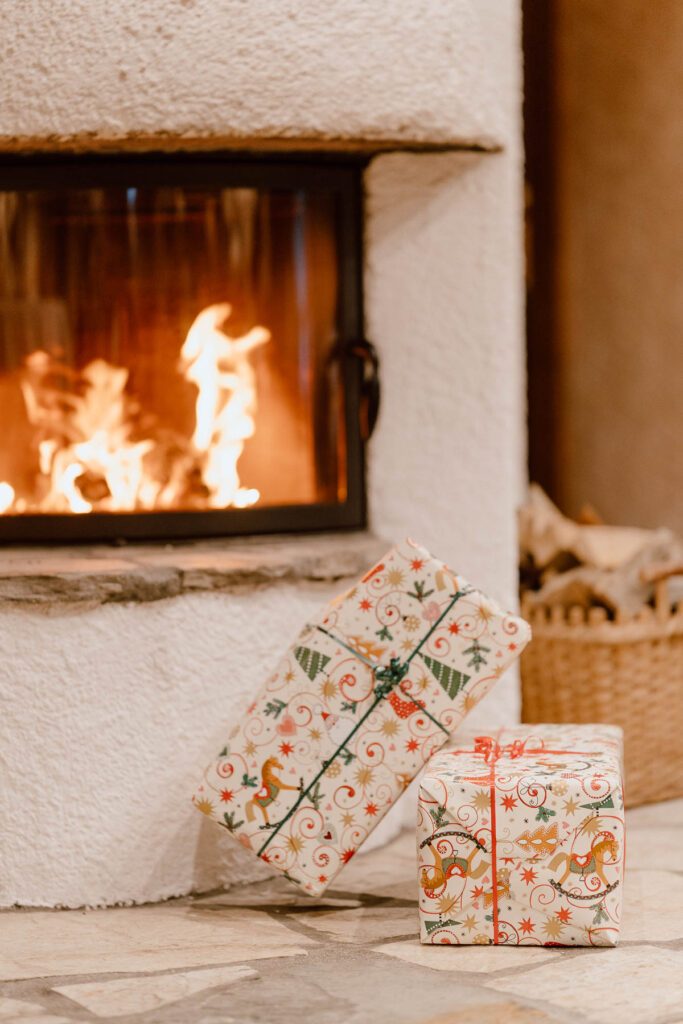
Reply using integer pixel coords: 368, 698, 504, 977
0, 157, 365, 541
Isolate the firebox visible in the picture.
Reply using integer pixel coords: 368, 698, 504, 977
0, 155, 371, 542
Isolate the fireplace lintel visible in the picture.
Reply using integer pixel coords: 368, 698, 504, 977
0, 135, 502, 157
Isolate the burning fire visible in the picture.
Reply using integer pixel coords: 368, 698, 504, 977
181, 304, 269, 509
0, 304, 270, 515
0, 482, 14, 514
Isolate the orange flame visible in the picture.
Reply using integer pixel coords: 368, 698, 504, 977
0, 304, 269, 515
21, 355, 154, 513
181, 303, 270, 509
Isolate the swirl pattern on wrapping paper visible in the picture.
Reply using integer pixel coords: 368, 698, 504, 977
417, 724, 625, 947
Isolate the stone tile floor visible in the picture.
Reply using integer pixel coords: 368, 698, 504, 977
1, 799, 682, 1024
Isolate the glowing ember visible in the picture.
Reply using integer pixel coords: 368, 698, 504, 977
0, 305, 269, 516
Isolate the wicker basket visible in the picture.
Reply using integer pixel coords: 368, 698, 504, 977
521, 562, 683, 807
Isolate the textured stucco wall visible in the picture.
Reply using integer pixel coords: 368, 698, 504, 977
0, 0, 516, 150
1, 583, 347, 908
0, 2, 524, 907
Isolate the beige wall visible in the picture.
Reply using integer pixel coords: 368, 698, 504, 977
553, 0, 683, 532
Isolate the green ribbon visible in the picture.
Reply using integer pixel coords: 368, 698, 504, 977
257, 588, 467, 857
373, 657, 410, 697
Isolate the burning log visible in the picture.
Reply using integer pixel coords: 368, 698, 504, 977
0, 303, 270, 516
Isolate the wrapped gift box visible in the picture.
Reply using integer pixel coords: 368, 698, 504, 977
418, 724, 624, 946
193, 538, 530, 895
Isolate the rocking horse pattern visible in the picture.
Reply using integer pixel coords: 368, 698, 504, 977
244, 757, 302, 827
193, 538, 530, 895
418, 724, 625, 946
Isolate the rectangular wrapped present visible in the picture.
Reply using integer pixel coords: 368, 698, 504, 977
418, 724, 624, 946
193, 538, 530, 895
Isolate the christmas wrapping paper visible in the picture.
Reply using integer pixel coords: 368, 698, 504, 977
193, 538, 530, 895
418, 724, 624, 946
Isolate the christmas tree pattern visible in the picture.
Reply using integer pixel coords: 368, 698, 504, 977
221, 811, 245, 833
581, 793, 615, 811
294, 646, 331, 682
425, 918, 460, 935
430, 805, 448, 828
264, 699, 287, 719
463, 639, 490, 671
407, 579, 435, 603
420, 655, 471, 700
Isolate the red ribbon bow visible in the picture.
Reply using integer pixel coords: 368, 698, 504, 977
473, 735, 527, 764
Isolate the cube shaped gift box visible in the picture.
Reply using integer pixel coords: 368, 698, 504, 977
194, 538, 531, 895
418, 724, 625, 946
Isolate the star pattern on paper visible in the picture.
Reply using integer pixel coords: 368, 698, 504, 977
542, 916, 564, 940
472, 789, 490, 812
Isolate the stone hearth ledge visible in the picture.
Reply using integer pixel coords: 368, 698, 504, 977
0, 531, 387, 610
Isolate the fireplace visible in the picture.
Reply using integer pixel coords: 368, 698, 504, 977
0, 0, 526, 910
0, 155, 370, 542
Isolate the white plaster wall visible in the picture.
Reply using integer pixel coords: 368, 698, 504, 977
1, 1, 516, 150
0, 583, 347, 908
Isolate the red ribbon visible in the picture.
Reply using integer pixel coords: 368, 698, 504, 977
473, 734, 558, 942
473, 735, 527, 764
466, 733, 599, 944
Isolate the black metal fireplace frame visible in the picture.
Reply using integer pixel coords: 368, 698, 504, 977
0, 152, 369, 543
